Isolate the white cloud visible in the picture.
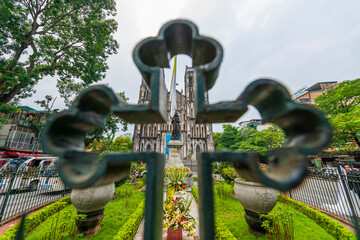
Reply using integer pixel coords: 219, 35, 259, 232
20, 0, 360, 134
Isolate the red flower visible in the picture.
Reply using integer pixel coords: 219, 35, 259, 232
173, 199, 178, 204
181, 184, 186, 189
179, 219, 182, 224
175, 185, 179, 189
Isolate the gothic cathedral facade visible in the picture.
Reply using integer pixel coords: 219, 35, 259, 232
132, 67, 214, 160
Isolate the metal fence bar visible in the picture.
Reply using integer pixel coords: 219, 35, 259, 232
0, 168, 70, 224
289, 168, 360, 229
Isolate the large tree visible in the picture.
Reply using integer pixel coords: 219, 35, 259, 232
216, 124, 285, 160
0, 0, 118, 103
314, 79, 360, 150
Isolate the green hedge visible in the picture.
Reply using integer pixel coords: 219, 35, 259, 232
113, 200, 145, 240
0, 196, 71, 240
191, 186, 198, 202
214, 218, 237, 240
191, 186, 236, 240
279, 195, 356, 240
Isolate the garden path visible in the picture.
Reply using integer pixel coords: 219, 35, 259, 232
133, 192, 200, 239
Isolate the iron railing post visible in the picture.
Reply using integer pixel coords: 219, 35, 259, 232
336, 165, 360, 238
0, 161, 20, 222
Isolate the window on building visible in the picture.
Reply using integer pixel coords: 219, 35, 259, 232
299, 98, 311, 103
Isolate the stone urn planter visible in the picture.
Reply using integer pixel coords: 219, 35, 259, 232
71, 182, 115, 237
234, 178, 278, 236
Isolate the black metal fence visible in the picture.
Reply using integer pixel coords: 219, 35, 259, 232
0, 163, 70, 224
289, 167, 360, 224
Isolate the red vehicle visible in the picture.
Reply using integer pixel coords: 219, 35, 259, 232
0, 159, 9, 168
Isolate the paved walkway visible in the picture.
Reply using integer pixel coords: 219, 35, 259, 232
133, 192, 200, 240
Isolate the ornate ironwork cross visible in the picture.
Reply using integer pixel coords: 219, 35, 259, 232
42, 19, 331, 240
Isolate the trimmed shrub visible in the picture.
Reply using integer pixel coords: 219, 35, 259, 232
191, 186, 198, 202
279, 195, 356, 240
0, 196, 71, 240
215, 218, 237, 240
113, 200, 145, 240
191, 186, 236, 240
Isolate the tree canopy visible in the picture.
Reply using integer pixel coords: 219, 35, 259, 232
85, 91, 128, 148
92, 136, 132, 153
0, 0, 118, 103
314, 79, 360, 150
215, 124, 285, 160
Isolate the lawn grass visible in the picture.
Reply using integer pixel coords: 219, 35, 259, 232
26, 184, 144, 239
213, 183, 335, 240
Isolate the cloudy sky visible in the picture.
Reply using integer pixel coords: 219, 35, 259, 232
22, 0, 360, 134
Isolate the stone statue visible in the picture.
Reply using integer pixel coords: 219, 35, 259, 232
171, 112, 180, 140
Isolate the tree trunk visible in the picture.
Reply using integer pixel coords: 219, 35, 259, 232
0, 87, 21, 104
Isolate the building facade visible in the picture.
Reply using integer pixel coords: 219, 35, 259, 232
0, 106, 45, 157
132, 67, 214, 160
293, 81, 338, 104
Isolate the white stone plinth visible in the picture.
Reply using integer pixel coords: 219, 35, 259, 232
166, 140, 183, 167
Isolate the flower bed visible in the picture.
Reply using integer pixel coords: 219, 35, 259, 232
163, 187, 196, 237
165, 166, 191, 191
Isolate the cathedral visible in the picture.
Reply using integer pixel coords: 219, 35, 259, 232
132, 66, 214, 160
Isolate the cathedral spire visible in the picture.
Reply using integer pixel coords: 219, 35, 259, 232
169, 55, 177, 118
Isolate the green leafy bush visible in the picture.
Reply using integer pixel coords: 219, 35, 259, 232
261, 204, 294, 240
215, 218, 237, 240
43, 210, 85, 240
279, 195, 356, 240
0, 196, 71, 240
191, 186, 198, 202
113, 200, 145, 240
138, 167, 146, 174
219, 167, 239, 182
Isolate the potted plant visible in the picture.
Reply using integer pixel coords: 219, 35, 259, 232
233, 164, 278, 236
163, 188, 197, 239
165, 166, 190, 197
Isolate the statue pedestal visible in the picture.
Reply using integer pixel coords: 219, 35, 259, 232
166, 140, 183, 167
